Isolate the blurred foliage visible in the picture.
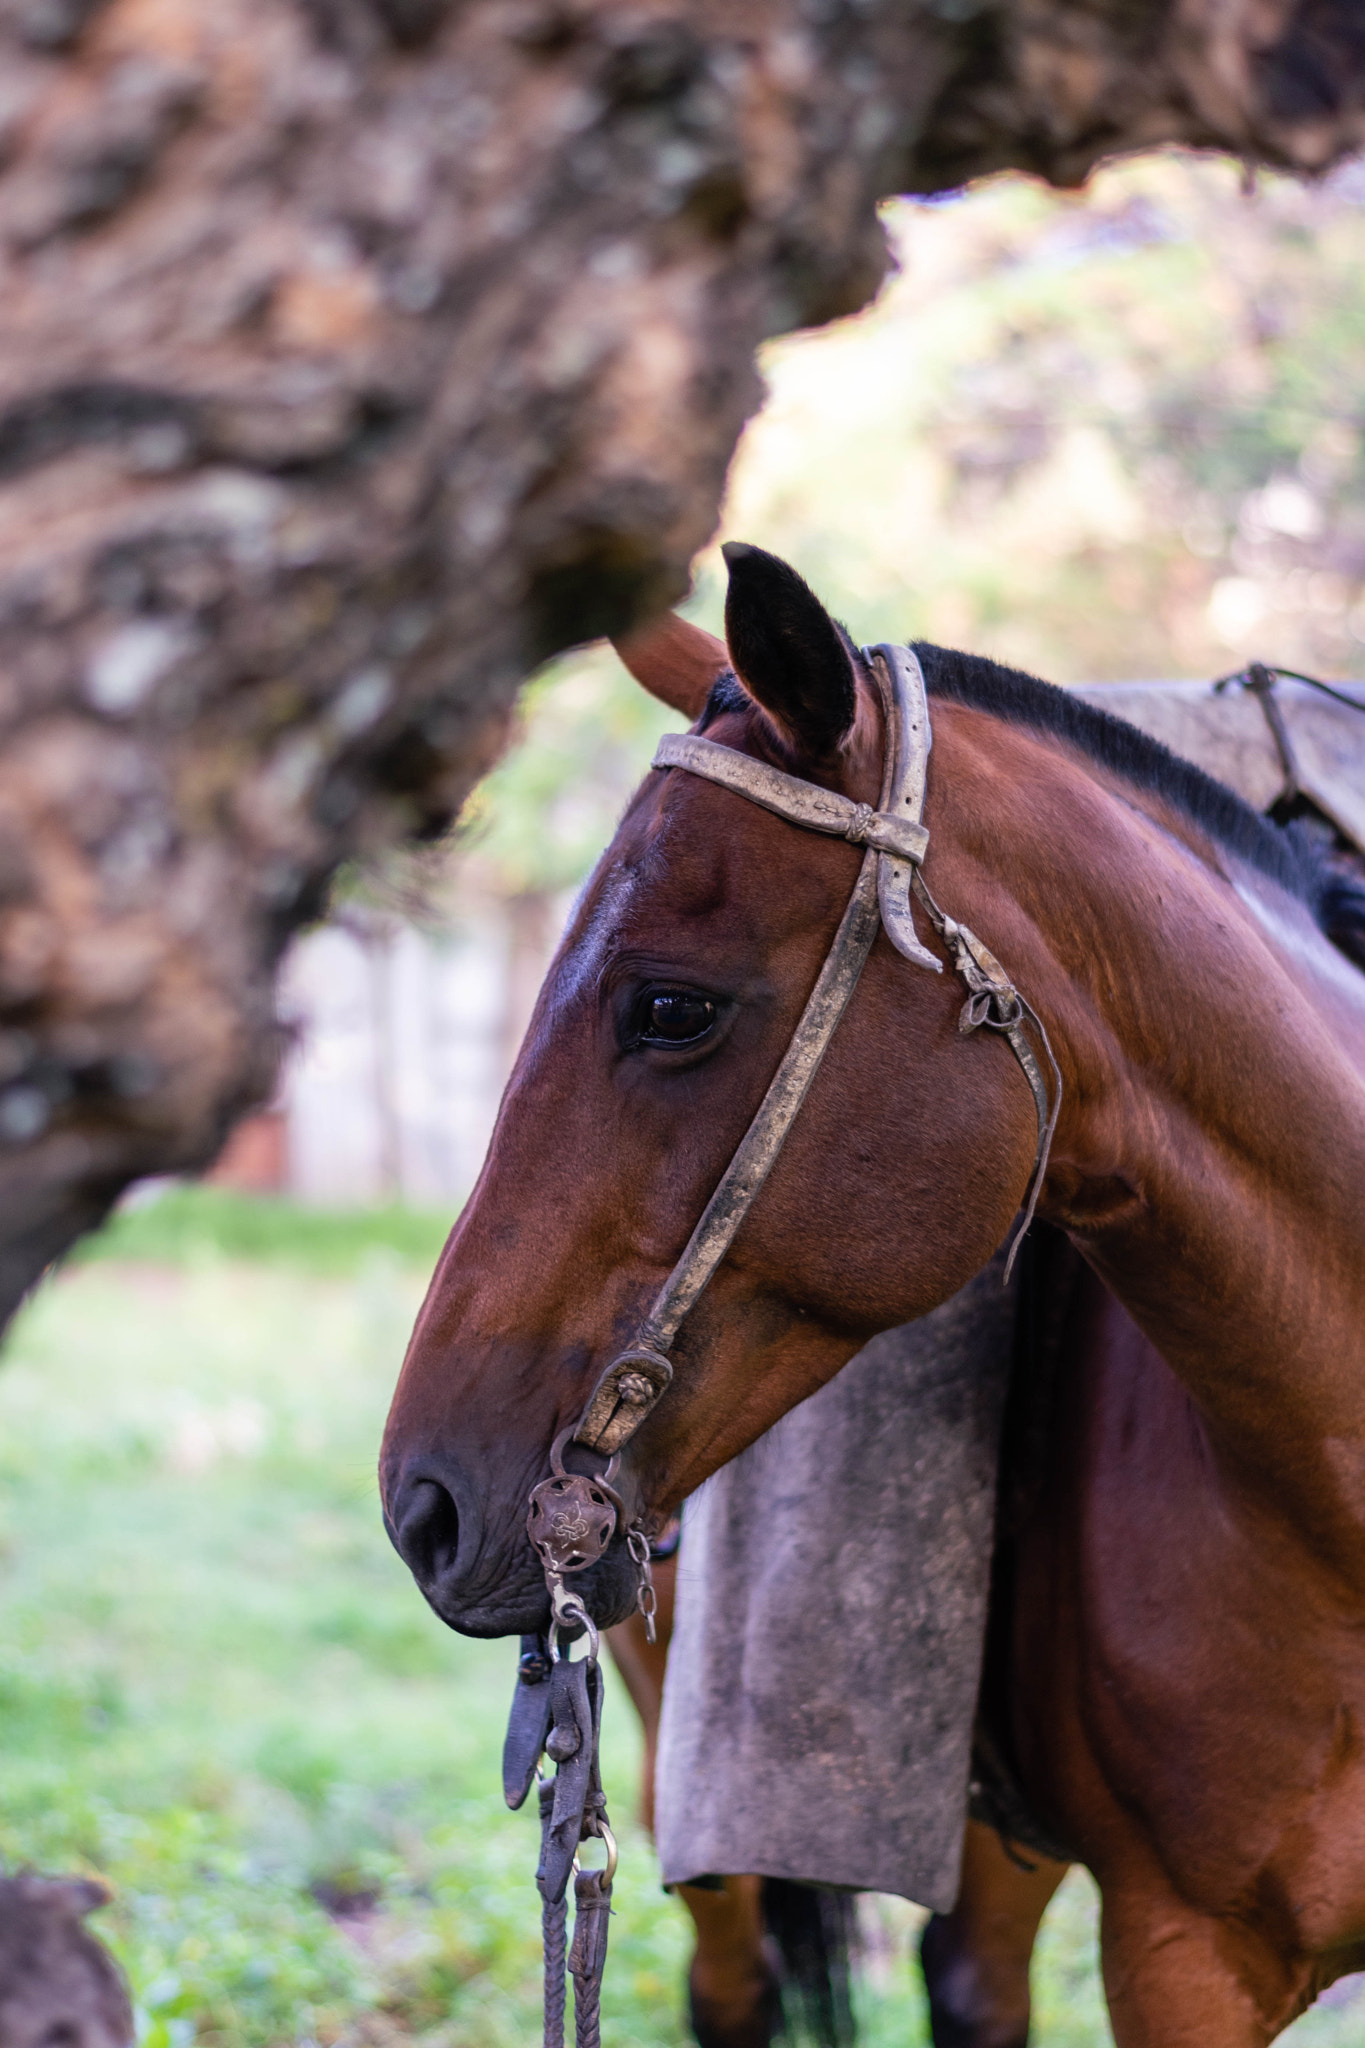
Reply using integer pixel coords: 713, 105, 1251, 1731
66, 1186, 451, 1276
722, 150, 1365, 685
436, 150, 1365, 915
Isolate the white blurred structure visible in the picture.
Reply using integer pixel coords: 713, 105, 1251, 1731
214, 894, 565, 1208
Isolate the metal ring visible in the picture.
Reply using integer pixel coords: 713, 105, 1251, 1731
549, 1616, 599, 1664
573, 1820, 618, 1886
549, 1582, 600, 1664
549, 1425, 620, 1489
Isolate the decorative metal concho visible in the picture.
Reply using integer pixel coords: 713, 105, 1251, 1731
527, 1470, 618, 1577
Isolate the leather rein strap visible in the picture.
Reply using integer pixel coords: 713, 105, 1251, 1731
569, 641, 1062, 1465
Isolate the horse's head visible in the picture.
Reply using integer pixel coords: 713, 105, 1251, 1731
381, 547, 1044, 1635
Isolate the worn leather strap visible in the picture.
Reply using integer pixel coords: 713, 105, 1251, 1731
909, 870, 1062, 1282
652, 640, 940, 975
572, 648, 909, 1453
573, 1348, 675, 1458
518, 1649, 615, 2048
869, 641, 941, 972
653, 734, 929, 865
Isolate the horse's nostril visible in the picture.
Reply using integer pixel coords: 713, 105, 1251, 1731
393, 1477, 460, 1588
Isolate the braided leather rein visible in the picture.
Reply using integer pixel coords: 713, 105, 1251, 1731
502, 642, 1062, 2044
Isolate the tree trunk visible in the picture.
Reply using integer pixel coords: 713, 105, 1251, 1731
0, 0, 1359, 1314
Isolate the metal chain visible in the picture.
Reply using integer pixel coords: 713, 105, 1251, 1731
626, 1527, 657, 1643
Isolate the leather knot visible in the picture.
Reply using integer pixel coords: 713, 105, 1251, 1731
844, 802, 875, 843
614, 1371, 655, 1408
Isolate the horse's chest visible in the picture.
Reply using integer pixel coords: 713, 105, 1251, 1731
1037, 1304, 1365, 1943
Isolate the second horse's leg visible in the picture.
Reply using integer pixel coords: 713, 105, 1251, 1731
920, 1820, 1068, 2048
681, 1875, 783, 2048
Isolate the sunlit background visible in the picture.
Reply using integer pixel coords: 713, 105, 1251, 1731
4, 151, 1365, 2044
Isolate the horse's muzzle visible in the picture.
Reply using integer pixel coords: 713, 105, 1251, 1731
384, 1463, 637, 1638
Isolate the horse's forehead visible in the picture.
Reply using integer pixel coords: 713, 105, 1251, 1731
551, 792, 743, 1008
552, 858, 641, 1008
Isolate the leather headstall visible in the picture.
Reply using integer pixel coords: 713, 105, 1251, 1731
564, 642, 1062, 1473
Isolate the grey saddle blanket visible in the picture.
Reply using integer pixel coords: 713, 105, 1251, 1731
655, 1257, 1015, 1915
1073, 675, 1365, 854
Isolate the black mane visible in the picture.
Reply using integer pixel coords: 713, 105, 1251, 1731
697, 643, 1365, 963
913, 642, 1324, 903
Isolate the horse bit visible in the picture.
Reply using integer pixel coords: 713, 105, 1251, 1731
501, 641, 1061, 2046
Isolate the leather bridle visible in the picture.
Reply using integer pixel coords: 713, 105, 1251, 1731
526, 640, 1061, 1617
507, 642, 1062, 2044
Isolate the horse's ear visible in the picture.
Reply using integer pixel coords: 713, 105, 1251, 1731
612, 614, 730, 720
722, 542, 857, 759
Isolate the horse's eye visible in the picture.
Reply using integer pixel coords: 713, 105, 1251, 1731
642, 992, 717, 1045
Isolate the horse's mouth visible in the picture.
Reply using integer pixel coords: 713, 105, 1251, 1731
415, 1536, 639, 1641
382, 1444, 644, 1639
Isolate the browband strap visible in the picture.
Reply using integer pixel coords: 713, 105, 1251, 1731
652, 734, 929, 867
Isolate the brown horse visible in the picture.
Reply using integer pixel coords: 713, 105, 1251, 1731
383, 544, 1365, 2043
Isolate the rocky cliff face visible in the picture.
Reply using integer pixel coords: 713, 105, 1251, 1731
0, 0, 1360, 1311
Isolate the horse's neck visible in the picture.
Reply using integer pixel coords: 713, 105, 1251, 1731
1012, 772, 1365, 1533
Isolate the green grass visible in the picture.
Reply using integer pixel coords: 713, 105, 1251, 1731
0, 1249, 686, 2046
67, 1185, 453, 1276
0, 1225, 1358, 2044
